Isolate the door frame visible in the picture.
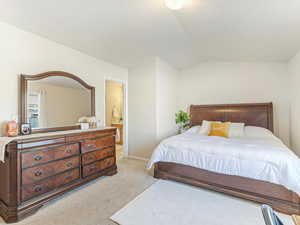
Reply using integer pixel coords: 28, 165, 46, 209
104, 78, 128, 157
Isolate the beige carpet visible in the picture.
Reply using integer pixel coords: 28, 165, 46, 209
0, 158, 155, 225
111, 179, 294, 225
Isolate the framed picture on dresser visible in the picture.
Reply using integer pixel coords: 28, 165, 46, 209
20, 123, 32, 135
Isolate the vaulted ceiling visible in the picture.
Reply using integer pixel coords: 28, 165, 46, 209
1, 0, 300, 69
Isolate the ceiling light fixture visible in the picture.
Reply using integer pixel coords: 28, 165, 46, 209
166, 0, 185, 10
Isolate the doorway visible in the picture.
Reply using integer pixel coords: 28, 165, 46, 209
105, 80, 126, 160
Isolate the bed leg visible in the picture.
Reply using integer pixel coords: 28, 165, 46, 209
154, 163, 167, 180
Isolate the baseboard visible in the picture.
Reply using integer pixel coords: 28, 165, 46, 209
127, 155, 149, 162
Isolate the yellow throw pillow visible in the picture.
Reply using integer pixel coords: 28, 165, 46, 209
209, 122, 231, 138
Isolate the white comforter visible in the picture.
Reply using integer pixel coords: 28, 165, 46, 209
147, 133, 300, 195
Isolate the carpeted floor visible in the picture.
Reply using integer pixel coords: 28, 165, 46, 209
0, 158, 155, 225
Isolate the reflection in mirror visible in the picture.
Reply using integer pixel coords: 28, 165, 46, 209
27, 76, 92, 129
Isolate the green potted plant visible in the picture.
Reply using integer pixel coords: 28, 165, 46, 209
175, 110, 189, 134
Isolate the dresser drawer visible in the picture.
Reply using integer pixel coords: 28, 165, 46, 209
22, 156, 80, 185
67, 130, 115, 143
82, 157, 115, 177
82, 147, 115, 165
22, 143, 79, 169
22, 168, 79, 202
18, 137, 65, 149
81, 136, 115, 153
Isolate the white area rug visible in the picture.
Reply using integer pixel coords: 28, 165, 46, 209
111, 180, 293, 225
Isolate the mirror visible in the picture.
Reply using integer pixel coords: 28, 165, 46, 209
20, 71, 95, 133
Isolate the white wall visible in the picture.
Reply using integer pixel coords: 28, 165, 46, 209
0, 22, 128, 135
156, 58, 179, 140
288, 52, 300, 155
128, 59, 157, 158
0, 21, 294, 158
179, 62, 290, 146
128, 58, 179, 158
129, 60, 291, 158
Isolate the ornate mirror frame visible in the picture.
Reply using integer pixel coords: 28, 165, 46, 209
20, 71, 95, 134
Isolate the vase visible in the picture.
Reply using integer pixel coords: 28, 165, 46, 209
178, 126, 185, 134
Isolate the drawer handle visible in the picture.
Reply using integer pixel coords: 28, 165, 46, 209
66, 162, 73, 167
89, 167, 96, 172
34, 155, 42, 161
65, 175, 73, 180
86, 155, 94, 160
34, 185, 43, 193
34, 170, 43, 177
87, 144, 96, 149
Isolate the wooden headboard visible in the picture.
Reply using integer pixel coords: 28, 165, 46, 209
189, 103, 273, 132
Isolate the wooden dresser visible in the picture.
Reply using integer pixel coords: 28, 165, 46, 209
0, 128, 117, 223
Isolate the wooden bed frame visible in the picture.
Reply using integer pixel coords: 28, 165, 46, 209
154, 103, 300, 215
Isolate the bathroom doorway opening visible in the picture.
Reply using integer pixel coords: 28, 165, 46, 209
105, 80, 126, 160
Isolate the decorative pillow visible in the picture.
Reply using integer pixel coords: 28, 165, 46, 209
199, 120, 220, 135
209, 122, 231, 138
198, 120, 211, 135
228, 122, 245, 138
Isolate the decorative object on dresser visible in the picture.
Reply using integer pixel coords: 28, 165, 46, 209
0, 128, 117, 223
20, 123, 32, 135
78, 116, 99, 129
5, 121, 19, 137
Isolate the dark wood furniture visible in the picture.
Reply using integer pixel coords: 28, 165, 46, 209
0, 128, 117, 223
20, 71, 96, 134
154, 103, 300, 215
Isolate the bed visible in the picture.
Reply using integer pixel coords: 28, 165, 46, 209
148, 103, 300, 215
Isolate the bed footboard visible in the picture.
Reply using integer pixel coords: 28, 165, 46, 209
154, 162, 300, 215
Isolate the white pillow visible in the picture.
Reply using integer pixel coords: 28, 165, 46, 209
184, 126, 201, 134
244, 126, 273, 138
228, 123, 245, 138
198, 120, 221, 135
